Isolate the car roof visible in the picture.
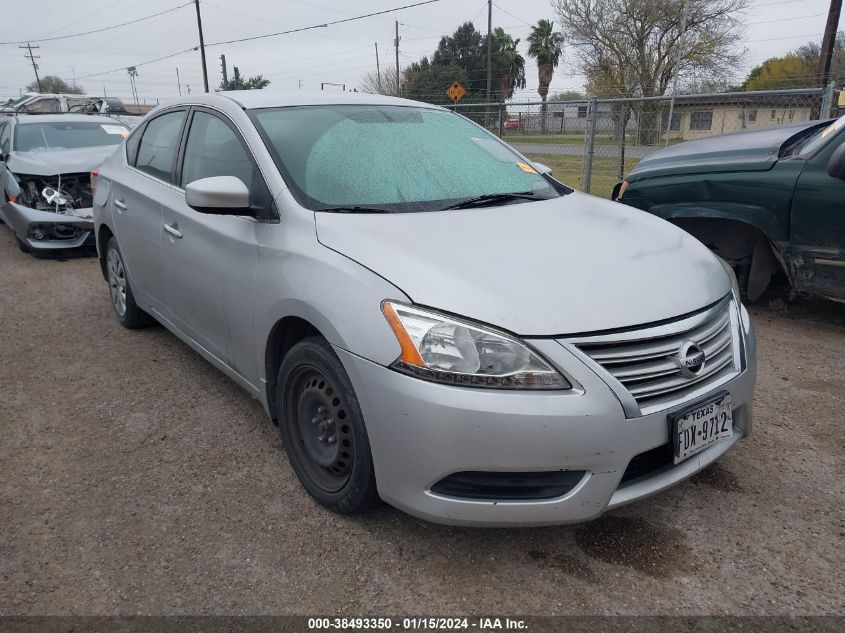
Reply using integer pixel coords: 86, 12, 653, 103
162, 90, 445, 111
12, 113, 129, 126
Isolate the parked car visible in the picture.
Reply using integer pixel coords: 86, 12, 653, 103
503, 116, 523, 130
1, 94, 143, 127
93, 91, 756, 526
0, 114, 129, 254
615, 115, 845, 302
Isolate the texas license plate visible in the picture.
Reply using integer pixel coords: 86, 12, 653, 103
671, 394, 733, 465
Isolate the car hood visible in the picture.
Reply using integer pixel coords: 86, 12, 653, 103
627, 120, 825, 182
315, 192, 730, 336
7, 146, 119, 177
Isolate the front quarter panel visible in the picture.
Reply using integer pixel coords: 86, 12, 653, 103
623, 160, 804, 242
254, 190, 406, 387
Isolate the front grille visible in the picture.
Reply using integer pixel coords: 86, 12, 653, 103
620, 443, 673, 484
567, 298, 740, 416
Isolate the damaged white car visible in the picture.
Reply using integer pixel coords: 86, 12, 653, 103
0, 114, 128, 254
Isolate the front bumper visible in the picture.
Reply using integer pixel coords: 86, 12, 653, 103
337, 318, 756, 526
1, 201, 94, 250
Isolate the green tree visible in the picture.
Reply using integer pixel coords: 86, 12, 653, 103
743, 32, 845, 90
26, 75, 83, 94
431, 22, 487, 97
797, 33, 845, 86
403, 57, 471, 104
549, 90, 586, 101
402, 22, 527, 107
492, 28, 526, 101
219, 74, 270, 90
526, 19, 564, 130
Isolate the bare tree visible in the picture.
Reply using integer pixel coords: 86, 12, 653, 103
554, 0, 748, 98
555, 0, 748, 143
360, 66, 400, 96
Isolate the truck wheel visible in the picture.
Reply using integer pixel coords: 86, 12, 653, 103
277, 336, 379, 514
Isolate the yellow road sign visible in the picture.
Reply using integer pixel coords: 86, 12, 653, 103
446, 81, 466, 103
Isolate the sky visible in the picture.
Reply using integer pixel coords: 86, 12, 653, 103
0, 0, 840, 104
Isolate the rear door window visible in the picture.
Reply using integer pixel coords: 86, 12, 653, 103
135, 110, 187, 183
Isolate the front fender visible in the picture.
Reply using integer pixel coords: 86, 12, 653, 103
646, 202, 782, 242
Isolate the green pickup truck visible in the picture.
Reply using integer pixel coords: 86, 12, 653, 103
616, 115, 845, 302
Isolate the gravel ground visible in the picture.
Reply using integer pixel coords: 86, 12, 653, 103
0, 230, 843, 616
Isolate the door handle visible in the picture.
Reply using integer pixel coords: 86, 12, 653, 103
164, 223, 183, 239
114, 199, 127, 210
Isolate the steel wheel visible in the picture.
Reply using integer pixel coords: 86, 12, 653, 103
287, 365, 356, 493
107, 247, 127, 317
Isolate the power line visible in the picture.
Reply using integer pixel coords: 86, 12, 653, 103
75, 46, 199, 80
204, 0, 443, 48
60, 0, 447, 84
0, 2, 193, 46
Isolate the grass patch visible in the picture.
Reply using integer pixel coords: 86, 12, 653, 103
523, 152, 640, 194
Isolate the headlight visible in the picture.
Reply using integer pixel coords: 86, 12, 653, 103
381, 301, 570, 390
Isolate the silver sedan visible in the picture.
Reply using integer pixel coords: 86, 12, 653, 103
0, 114, 128, 254
92, 91, 756, 526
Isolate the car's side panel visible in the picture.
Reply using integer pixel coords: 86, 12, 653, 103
253, 189, 407, 414
789, 130, 845, 298
623, 161, 804, 243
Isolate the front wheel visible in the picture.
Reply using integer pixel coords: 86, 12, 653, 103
277, 336, 378, 514
105, 237, 152, 328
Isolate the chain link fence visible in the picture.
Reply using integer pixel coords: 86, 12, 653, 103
452, 85, 840, 197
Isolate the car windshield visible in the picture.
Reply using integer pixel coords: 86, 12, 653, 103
15, 121, 128, 152
797, 115, 845, 158
250, 105, 564, 212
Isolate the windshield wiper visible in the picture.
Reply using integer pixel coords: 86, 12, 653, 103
318, 205, 393, 214
440, 191, 540, 210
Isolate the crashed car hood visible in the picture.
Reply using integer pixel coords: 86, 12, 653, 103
627, 120, 828, 182
7, 146, 119, 177
315, 192, 730, 336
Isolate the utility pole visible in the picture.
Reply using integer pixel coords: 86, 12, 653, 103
176, 67, 182, 96
194, 0, 209, 92
220, 54, 228, 88
375, 42, 382, 93
486, 0, 492, 103
394, 21, 400, 96
186, 83, 192, 95
817, 0, 842, 86
20, 43, 42, 92
233, 66, 241, 90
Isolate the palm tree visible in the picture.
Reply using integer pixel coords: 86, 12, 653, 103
493, 28, 526, 101
526, 19, 563, 131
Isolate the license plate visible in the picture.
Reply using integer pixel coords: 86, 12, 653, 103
671, 393, 733, 465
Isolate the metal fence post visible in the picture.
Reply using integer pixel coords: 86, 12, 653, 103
821, 82, 835, 119
497, 102, 504, 138
582, 97, 598, 194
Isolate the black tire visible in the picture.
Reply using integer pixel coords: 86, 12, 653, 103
277, 336, 379, 514
105, 237, 153, 329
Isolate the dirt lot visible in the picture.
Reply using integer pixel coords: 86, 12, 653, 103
0, 230, 843, 616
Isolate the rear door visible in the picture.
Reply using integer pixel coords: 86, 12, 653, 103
790, 125, 845, 298
158, 107, 273, 372
110, 108, 187, 312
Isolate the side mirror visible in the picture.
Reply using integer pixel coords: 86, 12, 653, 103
185, 176, 252, 214
532, 161, 553, 176
826, 143, 845, 181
